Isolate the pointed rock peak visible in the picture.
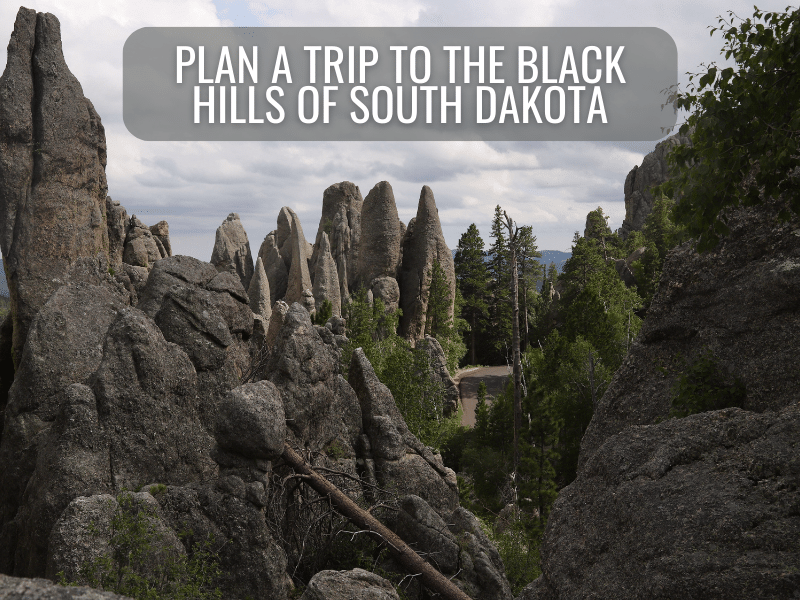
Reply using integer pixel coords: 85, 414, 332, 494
211, 212, 254, 291
320, 231, 332, 254
248, 256, 272, 322
358, 181, 401, 286
276, 206, 296, 248
365, 181, 397, 208
415, 185, 442, 230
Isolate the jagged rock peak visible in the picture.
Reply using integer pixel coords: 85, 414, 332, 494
248, 256, 272, 323
357, 181, 402, 288
311, 181, 363, 301
0, 7, 110, 362
619, 131, 692, 238
284, 210, 312, 305
211, 212, 255, 291
398, 185, 456, 340
312, 232, 341, 317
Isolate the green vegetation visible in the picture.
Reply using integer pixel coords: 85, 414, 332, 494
341, 288, 461, 450
669, 348, 747, 418
661, 6, 800, 251
59, 491, 222, 600
312, 299, 333, 326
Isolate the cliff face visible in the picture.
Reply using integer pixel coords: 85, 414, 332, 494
523, 198, 800, 599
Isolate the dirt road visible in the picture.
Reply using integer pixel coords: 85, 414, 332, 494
456, 365, 511, 427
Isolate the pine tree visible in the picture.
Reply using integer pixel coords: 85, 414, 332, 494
454, 224, 489, 365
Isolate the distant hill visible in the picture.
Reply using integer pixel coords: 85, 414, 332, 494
535, 250, 571, 274
451, 249, 572, 274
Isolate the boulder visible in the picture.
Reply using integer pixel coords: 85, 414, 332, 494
0, 8, 111, 362
149, 221, 172, 257
357, 181, 401, 288
395, 495, 460, 574
301, 568, 400, 600
312, 232, 341, 316
122, 216, 162, 268
248, 256, 272, 323
211, 213, 254, 291
0, 573, 129, 598
398, 186, 456, 340
214, 381, 286, 460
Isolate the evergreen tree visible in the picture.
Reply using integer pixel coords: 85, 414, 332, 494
454, 224, 490, 365
488, 206, 512, 362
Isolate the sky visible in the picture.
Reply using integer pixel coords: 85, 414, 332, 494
0, 0, 789, 257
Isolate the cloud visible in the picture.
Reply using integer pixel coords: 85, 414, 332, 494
1, 0, 790, 258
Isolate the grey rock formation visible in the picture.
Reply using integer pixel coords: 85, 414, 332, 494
248, 257, 272, 323
357, 181, 402, 288
149, 221, 172, 258
0, 8, 110, 362
526, 405, 800, 600
106, 197, 127, 271
259, 232, 288, 305
266, 304, 361, 455
123, 216, 162, 268
211, 213, 254, 291
264, 300, 289, 350
390, 495, 513, 600
582, 199, 800, 466
301, 569, 400, 600
285, 212, 313, 305
398, 186, 456, 340
370, 276, 400, 313
395, 495, 460, 575
214, 381, 286, 460
47, 492, 184, 583
618, 132, 692, 238
0, 573, 129, 598
527, 198, 800, 599
348, 349, 459, 516
312, 233, 341, 316
417, 336, 460, 415
310, 182, 363, 304
155, 483, 291, 600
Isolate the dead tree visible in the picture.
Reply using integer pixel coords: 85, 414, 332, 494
281, 444, 473, 600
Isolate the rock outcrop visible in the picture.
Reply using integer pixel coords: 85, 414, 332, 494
312, 233, 341, 316
398, 186, 456, 340
301, 569, 400, 600
211, 213, 254, 291
285, 211, 313, 305
357, 181, 402, 288
310, 181, 363, 303
417, 336, 460, 415
618, 132, 692, 238
122, 216, 163, 268
248, 256, 272, 324
348, 348, 459, 516
526, 198, 800, 599
0, 572, 129, 598
0, 8, 110, 362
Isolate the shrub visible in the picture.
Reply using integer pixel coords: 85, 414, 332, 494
669, 348, 747, 418
59, 491, 222, 600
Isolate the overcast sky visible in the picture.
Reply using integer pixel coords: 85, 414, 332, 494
0, 0, 788, 257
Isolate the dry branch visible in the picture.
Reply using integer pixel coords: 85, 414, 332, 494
281, 443, 473, 600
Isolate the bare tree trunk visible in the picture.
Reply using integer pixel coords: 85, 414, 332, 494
504, 215, 523, 485
280, 444, 473, 600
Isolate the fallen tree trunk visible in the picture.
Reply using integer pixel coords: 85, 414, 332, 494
281, 443, 473, 600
